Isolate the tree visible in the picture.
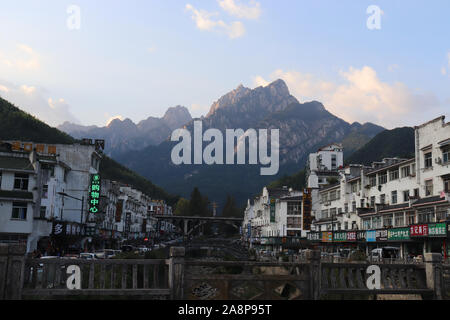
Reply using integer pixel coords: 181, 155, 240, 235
188, 187, 210, 217
174, 198, 190, 216
221, 195, 241, 218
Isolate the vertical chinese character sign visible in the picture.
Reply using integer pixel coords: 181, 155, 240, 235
87, 174, 101, 235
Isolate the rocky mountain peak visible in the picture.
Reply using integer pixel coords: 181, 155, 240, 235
265, 79, 290, 97
162, 105, 192, 130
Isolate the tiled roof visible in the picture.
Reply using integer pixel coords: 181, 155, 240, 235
0, 156, 34, 172
379, 202, 411, 213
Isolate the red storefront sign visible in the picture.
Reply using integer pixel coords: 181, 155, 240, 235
410, 224, 429, 237
347, 232, 356, 241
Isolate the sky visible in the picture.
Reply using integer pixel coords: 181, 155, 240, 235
0, 0, 449, 129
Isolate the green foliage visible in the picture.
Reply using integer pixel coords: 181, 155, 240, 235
174, 198, 190, 216
0, 97, 75, 144
188, 187, 210, 217
221, 195, 242, 218
99, 156, 179, 206
144, 248, 168, 259
345, 127, 415, 165
268, 169, 306, 191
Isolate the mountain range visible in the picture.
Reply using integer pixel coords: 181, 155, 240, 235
58, 105, 192, 157
111, 79, 385, 208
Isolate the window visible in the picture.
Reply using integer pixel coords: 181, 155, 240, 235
425, 180, 433, 197
363, 219, 371, 230
424, 152, 432, 169
383, 214, 393, 227
407, 212, 415, 225
39, 206, 46, 219
42, 185, 48, 199
443, 146, 450, 164
321, 209, 328, 219
380, 194, 386, 204
360, 199, 365, 208
344, 203, 348, 213
351, 182, 358, 193
352, 201, 356, 212
414, 188, 419, 198
330, 208, 337, 217
331, 154, 337, 169
369, 176, 377, 187
389, 169, 399, 181
344, 222, 348, 230
403, 190, 410, 202
287, 202, 301, 215
436, 207, 448, 221
418, 208, 434, 223
394, 213, 404, 227
391, 191, 397, 204
373, 217, 382, 229
12, 202, 27, 220
14, 173, 29, 191
370, 196, 375, 208
378, 172, 387, 185
445, 179, 450, 193
330, 190, 336, 201
401, 166, 411, 178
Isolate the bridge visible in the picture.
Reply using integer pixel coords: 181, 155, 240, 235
153, 215, 243, 237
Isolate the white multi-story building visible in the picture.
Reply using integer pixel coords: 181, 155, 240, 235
310, 116, 450, 257
243, 186, 307, 251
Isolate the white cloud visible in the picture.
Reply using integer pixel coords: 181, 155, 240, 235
0, 80, 79, 127
387, 64, 399, 72
218, 0, 261, 20
185, 3, 245, 39
253, 66, 443, 129
442, 67, 447, 76
106, 115, 125, 126
0, 44, 40, 71
147, 47, 156, 53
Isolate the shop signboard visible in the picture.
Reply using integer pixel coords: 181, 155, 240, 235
88, 174, 101, 216
428, 223, 446, 237
347, 231, 356, 241
270, 198, 276, 223
356, 230, 367, 241
302, 188, 312, 230
376, 229, 388, 241
367, 230, 376, 242
307, 231, 321, 241
388, 228, 410, 241
410, 224, 429, 237
334, 232, 347, 242
322, 232, 332, 242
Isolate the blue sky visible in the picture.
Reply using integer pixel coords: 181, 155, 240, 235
0, 0, 448, 129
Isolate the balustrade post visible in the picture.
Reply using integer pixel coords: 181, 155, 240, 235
169, 247, 185, 300
1, 244, 27, 300
306, 249, 321, 300
424, 253, 443, 300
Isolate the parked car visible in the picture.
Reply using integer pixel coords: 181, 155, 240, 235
370, 247, 400, 261
121, 245, 134, 252
79, 253, 96, 260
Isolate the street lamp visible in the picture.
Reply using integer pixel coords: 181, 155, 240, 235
57, 192, 85, 224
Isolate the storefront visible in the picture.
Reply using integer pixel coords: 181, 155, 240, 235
51, 220, 86, 255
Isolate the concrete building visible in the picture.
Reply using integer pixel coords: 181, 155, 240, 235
309, 116, 450, 258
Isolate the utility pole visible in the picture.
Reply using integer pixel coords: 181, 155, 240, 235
212, 202, 218, 217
